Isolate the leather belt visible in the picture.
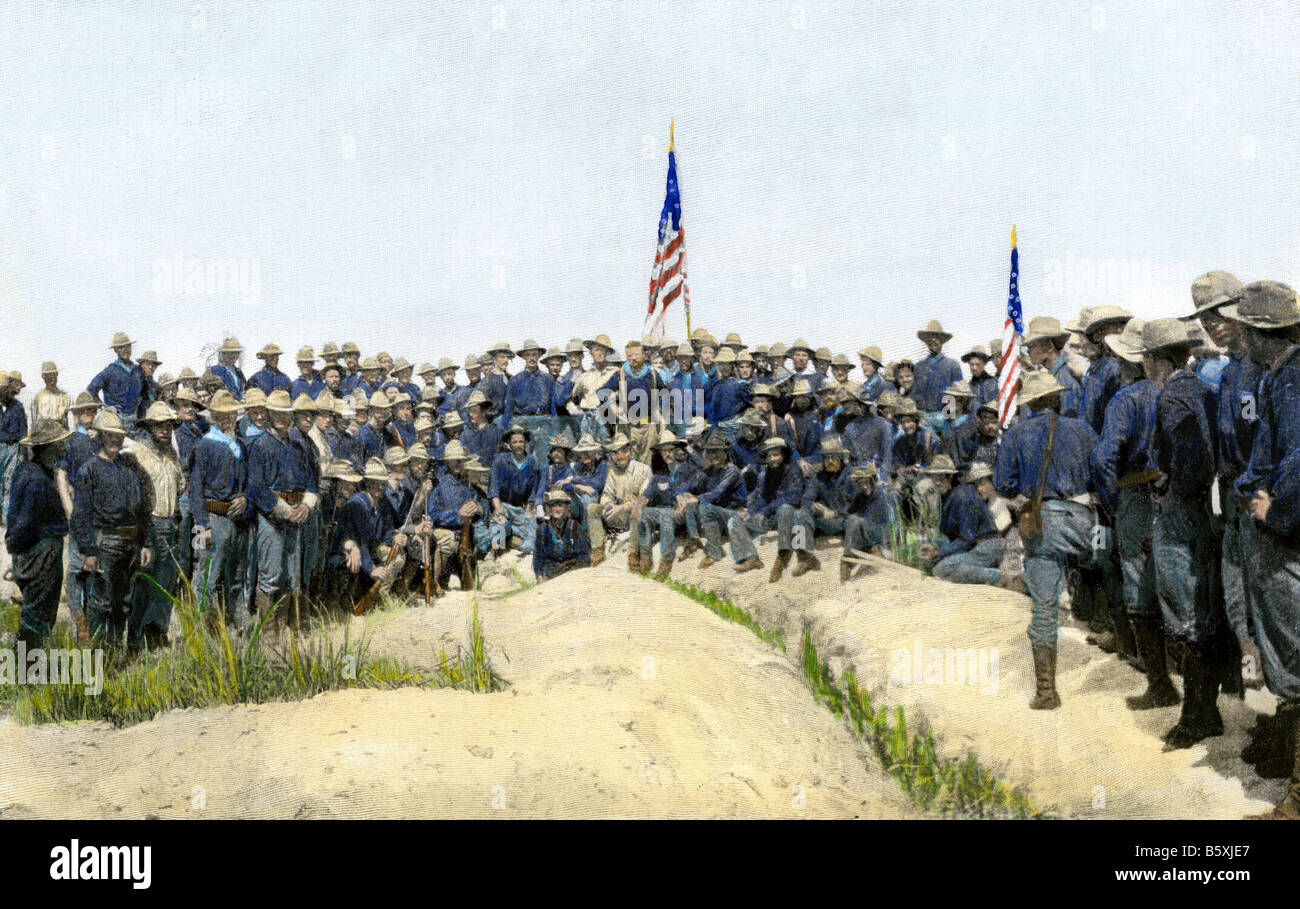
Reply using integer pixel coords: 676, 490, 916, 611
99, 525, 140, 540
206, 499, 231, 516
276, 490, 305, 505
1117, 468, 1161, 489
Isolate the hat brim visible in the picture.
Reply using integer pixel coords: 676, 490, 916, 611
1218, 302, 1300, 329
19, 427, 72, 447
1104, 334, 1143, 363
916, 331, 953, 342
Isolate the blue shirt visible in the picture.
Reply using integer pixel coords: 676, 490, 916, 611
1155, 370, 1217, 500
892, 426, 939, 469
603, 364, 659, 422
847, 484, 891, 549
503, 369, 555, 424
801, 466, 857, 513
426, 473, 485, 529
6, 461, 66, 554
249, 366, 292, 396
842, 416, 894, 479
746, 461, 803, 518
644, 461, 706, 507
0, 399, 27, 444
995, 410, 1100, 500
210, 364, 246, 399
789, 409, 823, 460
291, 376, 326, 400
58, 431, 101, 479
489, 452, 542, 507
935, 482, 998, 561
190, 429, 248, 529
1238, 345, 1300, 538
858, 373, 894, 403
1050, 355, 1085, 420
337, 491, 385, 573
1082, 355, 1122, 435
461, 421, 504, 464
698, 463, 747, 509
559, 460, 609, 497
913, 352, 963, 412
246, 430, 317, 517
1216, 351, 1263, 484
87, 359, 145, 415
71, 454, 151, 554
533, 516, 590, 578
968, 373, 999, 413
356, 423, 386, 461
1090, 379, 1160, 517
175, 418, 209, 472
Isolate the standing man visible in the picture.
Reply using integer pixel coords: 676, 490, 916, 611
6, 420, 70, 647
503, 339, 556, 466
33, 362, 71, 427
190, 391, 251, 626
913, 321, 963, 429
602, 340, 661, 463
210, 337, 247, 400
291, 347, 325, 400
994, 371, 1101, 710
249, 343, 293, 396
135, 350, 164, 420
488, 425, 541, 555
57, 393, 102, 641
1080, 305, 1134, 435
571, 335, 617, 443
1225, 280, 1300, 819
0, 369, 28, 524
71, 409, 152, 648
87, 332, 145, 434
125, 402, 184, 652
1023, 317, 1083, 419
961, 346, 998, 413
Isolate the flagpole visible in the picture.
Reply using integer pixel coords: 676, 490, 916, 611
669, 120, 693, 341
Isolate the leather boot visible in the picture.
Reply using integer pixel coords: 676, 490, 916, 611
769, 550, 792, 583
1250, 704, 1300, 819
1242, 713, 1277, 765
1254, 705, 1300, 780
839, 559, 852, 584
1126, 616, 1181, 710
589, 546, 605, 567
74, 610, 92, 646
1162, 649, 1222, 750
1113, 611, 1142, 668
679, 539, 703, 559
1029, 645, 1061, 710
255, 591, 277, 645
430, 550, 445, 597
699, 554, 718, 570
627, 547, 641, 574
791, 550, 820, 577
735, 556, 764, 573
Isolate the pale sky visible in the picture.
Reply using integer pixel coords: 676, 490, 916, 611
1, 0, 1298, 403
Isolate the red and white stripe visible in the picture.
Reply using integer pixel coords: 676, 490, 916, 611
645, 222, 689, 340
997, 320, 1021, 427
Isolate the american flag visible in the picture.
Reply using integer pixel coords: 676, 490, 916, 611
997, 226, 1024, 427
644, 136, 690, 340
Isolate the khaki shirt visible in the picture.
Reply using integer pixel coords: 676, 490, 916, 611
600, 460, 650, 507
124, 438, 184, 518
33, 388, 71, 425
571, 365, 618, 410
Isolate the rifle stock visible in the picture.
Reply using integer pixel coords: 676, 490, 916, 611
353, 541, 400, 616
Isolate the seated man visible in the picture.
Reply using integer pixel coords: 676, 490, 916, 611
919, 462, 1024, 590
708, 437, 803, 582
891, 398, 939, 469
538, 429, 576, 504
488, 425, 541, 555
841, 463, 892, 582
554, 433, 609, 565
599, 435, 651, 571
687, 429, 748, 568
533, 489, 591, 582
794, 434, 857, 576
336, 458, 407, 601
730, 409, 767, 492
635, 431, 706, 576
424, 440, 493, 593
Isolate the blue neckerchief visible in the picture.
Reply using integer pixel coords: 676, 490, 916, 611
115, 358, 134, 374
205, 423, 242, 459
623, 362, 652, 380
243, 423, 265, 441
76, 425, 87, 435
512, 454, 529, 471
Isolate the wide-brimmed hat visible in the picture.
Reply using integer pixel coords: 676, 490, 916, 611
291, 393, 317, 413
917, 320, 953, 342
753, 344, 771, 357
256, 343, 283, 359
760, 436, 790, 454
685, 416, 709, 439
6, 371, 25, 388
459, 390, 487, 411
1083, 305, 1133, 337
331, 462, 362, 484
109, 331, 134, 349
1221, 280, 1300, 329
243, 388, 269, 408
175, 386, 204, 407
691, 328, 711, 342
640, 334, 660, 350
383, 446, 410, 468
820, 434, 849, 459
829, 353, 852, 368
340, 342, 361, 355
92, 410, 127, 434
39, 361, 58, 375
543, 488, 572, 507
413, 416, 436, 434
138, 401, 178, 425
876, 390, 903, 410
573, 433, 603, 454
894, 397, 920, 418
391, 357, 413, 373
1023, 316, 1070, 348
475, 353, 493, 368
603, 435, 631, 452
813, 346, 832, 362
965, 462, 995, 483
675, 342, 694, 357
444, 411, 468, 432
787, 338, 814, 355
738, 409, 766, 428
266, 390, 293, 413
702, 429, 731, 451
790, 378, 814, 398
857, 345, 884, 367
313, 392, 337, 413
1017, 370, 1064, 405
440, 440, 470, 462
367, 392, 392, 409
1063, 307, 1095, 334
207, 390, 240, 413
714, 347, 737, 364
487, 340, 515, 356
70, 391, 100, 412
136, 350, 161, 365
653, 430, 687, 449
359, 357, 381, 371
177, 366, 198, 381
768, 342, 788, 359
550, 429, 577, 449
1104, 318, 1148, 363
320, 342, 341, 358
1187, 270, 1245, 318
20, 419, 71, 447
1141, 319, 1191, 357
922, 454, 958, 476
219, 336, 243, 353
541, 346, 566, 363
961, 345, 991, 364
736, 350, 755, 364
565, 337, 587, 355
389, 392, 412, 407
362, 458, 388, 482
351, 389, 370, 410
407, 443, 429, 462
157, 372, 177, 388
943, 381, 972, 400
850, 463, 879, 482
585, 334, 614, 353
504, 423, 531, 441
750, 383, 777, 399
295, 346, 316, 363
415, 361, 436, 376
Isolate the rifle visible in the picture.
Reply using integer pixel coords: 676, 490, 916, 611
423, 535, 432, 605
353, 543, 398, 616
458, 514, 475, 591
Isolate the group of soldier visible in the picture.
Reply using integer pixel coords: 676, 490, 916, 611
2, 269, 1299, 819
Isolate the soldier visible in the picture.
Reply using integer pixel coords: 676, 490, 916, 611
291, 347, 325, 400
841, 463, 892, 582
538, 430, 576, 503
944, 399, 1001, 471
336, 458, 406, 600
856, 346, 893, 401
478, 340, 513, 418
357, 393, 390, 461
488, 425, 541, 555
190, 390, 250, 624
911, 320, 962, 425
1088, 318, 1162, 679
794, 434, 856, 572
319, 363, 344, 402
714, 437, 803, 580
388, 393, 416, 448
785, 339, 824, 391
87, 332, 145, 434
387, 357, 420, 401
552, 432, 609, 565
33, 361, 70, 426
599, 435, 652, 569
319, 342, 342, 376
918, 462, 1023, 590
125, 402, 185, 651
961, 346, 998, 413
289, 395, 327, 596
838, 388, 894, 481
932, 380, 973, 437
635, 431, 705, 576
71, 409, 153, 648
6, 420, 70, 646
246, 390, 317, 634
601, 340, 661, 462
1223, 280, 1300, 818
430, 357, 467, 424
424, 440, 493, 588
570, 335, 617, 442
892, 398, 939, 470
1080, 305, 1134, 434
135, 350, 164, 420
339, 342, 362, 378
210, 337, 247, 400
748, 383, 799, 454
813, 346, 833, 379
690, 429, 748, 569
56, 393, 102, 641
1024, 316, 1084, 419
342, 357, 382, 398
994, 370, 1101, 710
247, 344, 291, 396
0, 369, 28, 524
533, 489, 591, 583
785, 379, 823, 471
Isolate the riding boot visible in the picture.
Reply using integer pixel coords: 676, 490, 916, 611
1029, 645, 1061, 710
1125, 616, 1181, 710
